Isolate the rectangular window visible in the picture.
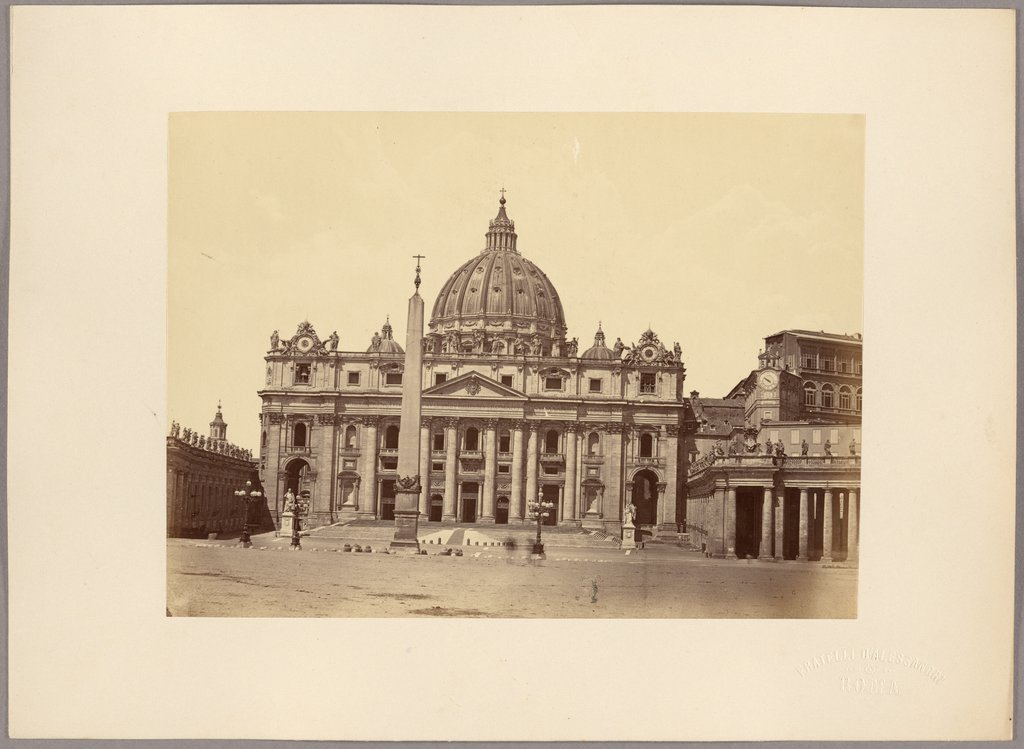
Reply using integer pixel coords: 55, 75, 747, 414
640, 373, 657, 394
801, 350, 818, 369
434, 372, 447, 385
347, 371, 360, 386
589, 378, 602, 393
545, 377, 563, 391
830, 429, 840, 444
838, 360, 847, 373
854, 360, 863, 374
433, 432, 445, 451
500, 374, 514, 387
498, 433, 511, 452
790, 429, 800, 445
812, 429, 822, 444
543, 465, 560, 475
295, 363, 311, 384
497, 465, 511, 475
385, 372, 403, 386
431, 462, 445, 472
381, 458, 398, 470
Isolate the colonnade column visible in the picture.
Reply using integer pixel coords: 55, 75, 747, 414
480, 419, 497, 522
563, 425, 578, 524
847, 489, 859, 563
358, 417, 378, 518
759, 486, 773, 560
525, 424, 539, 513
797, 488, 809, 561
510, 421, 525, 522
725, 487, 737, 559
418, 418, 431, 516
442, 418, 457, 521
822, 488, 834, 562
774, 488, 785, 561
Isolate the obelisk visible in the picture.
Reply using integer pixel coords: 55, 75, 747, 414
390, 255, 425, 551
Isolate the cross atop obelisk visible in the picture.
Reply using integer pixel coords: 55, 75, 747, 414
390, 256, 426, 551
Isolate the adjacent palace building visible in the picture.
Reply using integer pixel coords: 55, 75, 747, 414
253, 197, 862, 562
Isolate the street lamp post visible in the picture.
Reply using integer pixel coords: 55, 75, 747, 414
527, 490, 556, 560
289, 490, 310, 550
233, 480, 264, 548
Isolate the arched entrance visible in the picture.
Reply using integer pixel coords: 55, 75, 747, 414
285, 459, 309, 496
631, 470, 659, 526
495, 497, 509, 524
429, 494, 443, 522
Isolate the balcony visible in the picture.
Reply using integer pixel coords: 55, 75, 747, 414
581, 454, 604, 465
539, 452, 565, 466
460, 450, 483, 461
431, 449, 447, 459
378, 447, 398, 457
286, 445, 312, 455
687, 453, 861, 478
634, 456, 663, 467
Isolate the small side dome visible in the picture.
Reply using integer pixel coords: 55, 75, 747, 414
581, 323, 614, 360
367, 317, 405, 354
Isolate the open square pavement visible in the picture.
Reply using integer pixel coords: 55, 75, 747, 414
167, 525, 857, 618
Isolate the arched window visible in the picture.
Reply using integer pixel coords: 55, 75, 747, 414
839, 385, 852, 410
261, 431, 267, 448
639, 433, 654, 458
803, 381, 818, 406
821, 383, 834, 408
587, 432, 600, 456
544, 429, 559, 454
293, 422, 307, 447
856, 387, 863, 411
345, 425, 357, 448
465, 426, 479, 451
384, 425, 400, 449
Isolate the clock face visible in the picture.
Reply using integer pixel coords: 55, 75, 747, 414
296, 336, 314, 353
640, 345, 658, 362
759, 371, 779, 390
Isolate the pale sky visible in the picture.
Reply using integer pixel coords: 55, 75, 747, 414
169, 112, 864, 451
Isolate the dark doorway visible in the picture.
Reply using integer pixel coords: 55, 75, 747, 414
461, 483, 478, 522
429, 495, 443, 522
784, 489, 800, 560
495, 497, 509, 524
381, 480, 396, 521
631, 470, 659, 526
541, 485, 560, 525
284, 459, 309, 496
734, 487, 763, 559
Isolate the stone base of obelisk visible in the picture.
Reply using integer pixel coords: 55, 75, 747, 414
620, 523, 637, 550
390, 489, 421, 552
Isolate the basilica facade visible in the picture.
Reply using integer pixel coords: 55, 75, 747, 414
257, 197, 687, 535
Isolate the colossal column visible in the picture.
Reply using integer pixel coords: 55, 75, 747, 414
480, 419, 497, 522
390, 258, 426, 551
759, 486, 773, 560
822, 488, 834, 562
847, 488, 859, 563
563, 425, 578, 523
510, 421, 525, 522
797, 488, 809, 561
724, 487, 738, 559
358, 417, 378, 518
442, 417, 458, 521
774, 487, 786, 561
418, 418, 431, 516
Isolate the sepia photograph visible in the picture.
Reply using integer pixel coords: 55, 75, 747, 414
9, 5, 1014, 741
166, 112, 864, 618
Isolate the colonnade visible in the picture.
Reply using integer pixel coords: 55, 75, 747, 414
687, 484, 859, 563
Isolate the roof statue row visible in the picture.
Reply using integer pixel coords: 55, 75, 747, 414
267, 318, 683, 366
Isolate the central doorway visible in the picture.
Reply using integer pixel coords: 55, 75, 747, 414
495, 497, 509, 524
429, 494, 443, 522
461, 482, 478, 522
541, 484, 560, 525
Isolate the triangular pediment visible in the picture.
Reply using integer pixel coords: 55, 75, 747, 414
423, 372, 525, 399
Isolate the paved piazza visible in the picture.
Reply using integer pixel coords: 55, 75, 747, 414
167, 534, 857, 618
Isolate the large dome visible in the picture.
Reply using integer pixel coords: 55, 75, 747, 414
427, 197, 568, 356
